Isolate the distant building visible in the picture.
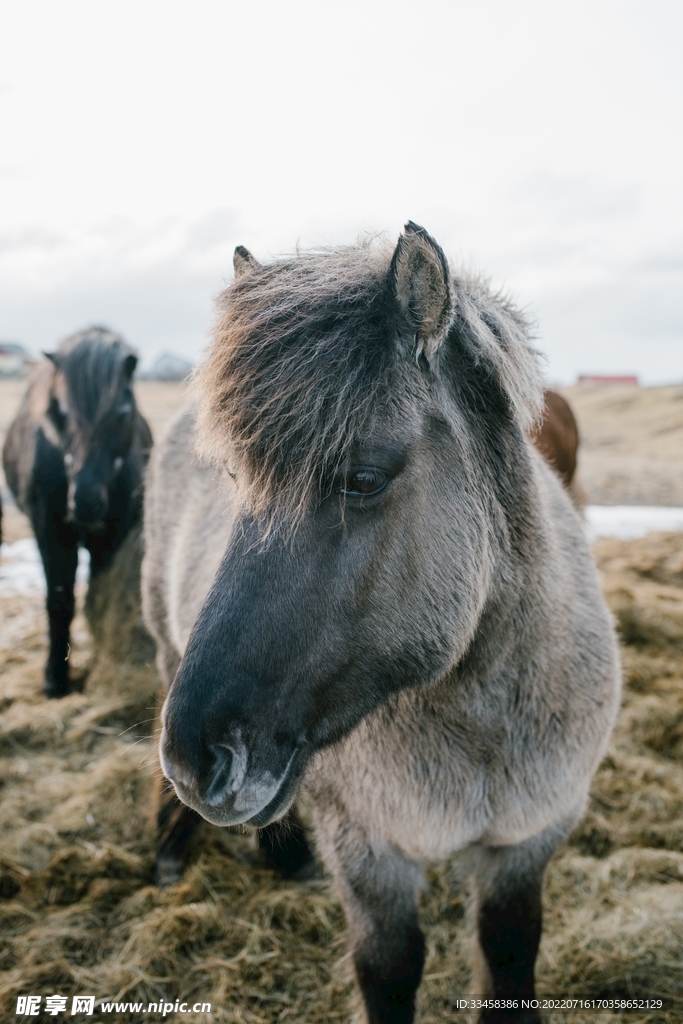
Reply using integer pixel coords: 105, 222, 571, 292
142, 352, 194, 381
577, 374, 639, 387
0, 341, 33, 378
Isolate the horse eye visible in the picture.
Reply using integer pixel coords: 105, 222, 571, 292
340, 468, 388, 496
118, 403, 132, 419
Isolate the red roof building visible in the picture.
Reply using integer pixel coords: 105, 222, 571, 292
577, 375, 639, 386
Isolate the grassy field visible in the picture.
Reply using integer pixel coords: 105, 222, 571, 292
1, 376, 683, 1022
564, 385, 683, 507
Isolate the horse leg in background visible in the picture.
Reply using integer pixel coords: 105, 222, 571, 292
469, 816, 577, 1024
150, 634, 204, 887
30, 439, 79, 698
313, 806, 425, 1024
257, 808, 316, 879
156, 782, 203, 887
156, 777, 314, 886
40, 529, 78, 698
85, 531, 121, 578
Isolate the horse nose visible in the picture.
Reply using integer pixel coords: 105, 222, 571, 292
200, 743, 248, 807
162, 734, 249, 808
73, 482, 108, 527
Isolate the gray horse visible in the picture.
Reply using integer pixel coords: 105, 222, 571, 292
142, 224, 620, 1023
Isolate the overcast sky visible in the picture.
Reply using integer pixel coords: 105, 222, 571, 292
1, 0, 681, 382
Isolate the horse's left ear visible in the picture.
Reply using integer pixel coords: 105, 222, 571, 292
123, 353, 138, 378
233, 245, 262, 279
389, 221, 453, 362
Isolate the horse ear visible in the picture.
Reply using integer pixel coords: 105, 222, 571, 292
389, 221, 453, 361
233, 245, 261, 279
43, 351, 61, 368
123, 353, 138, 378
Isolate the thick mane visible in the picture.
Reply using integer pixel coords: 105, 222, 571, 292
58, 326, 135, 428
452, 277, 544, 433
195, 243, 398, 531
195, 240, 543, 532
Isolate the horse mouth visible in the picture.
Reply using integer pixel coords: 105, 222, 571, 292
170, 745, 307, 828
65, 510, 106, 533
80, 520, 106, 534
244, 746, 308, 827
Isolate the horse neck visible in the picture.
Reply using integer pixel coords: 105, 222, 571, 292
453, 435, 556, 686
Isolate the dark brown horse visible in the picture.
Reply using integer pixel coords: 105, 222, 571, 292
530, 390, 581, 500
3, 327, 152, 697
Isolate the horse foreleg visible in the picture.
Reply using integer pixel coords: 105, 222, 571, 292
29, 436, 79, 698
470, 817, 575, 1024
312, 804, 424, 1024
257, 807, 316, 879
39, 521, 79, 698
156, 783, 202, 887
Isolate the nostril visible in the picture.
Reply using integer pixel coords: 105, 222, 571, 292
161, 729, 249, 810
201, 745, 236, 807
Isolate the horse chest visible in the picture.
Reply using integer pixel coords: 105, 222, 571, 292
307, 695, 590, 862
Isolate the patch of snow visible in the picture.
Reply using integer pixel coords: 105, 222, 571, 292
1, 511, 682, 597
0, 538, 90, 596
586, 506, 683, 541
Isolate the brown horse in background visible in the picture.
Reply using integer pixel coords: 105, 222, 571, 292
531, 390, 583, 506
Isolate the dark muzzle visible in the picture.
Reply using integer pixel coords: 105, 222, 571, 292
72, 478, 108, 530
160, 689, 305, 829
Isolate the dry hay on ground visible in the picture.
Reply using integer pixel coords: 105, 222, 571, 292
1, 533, 683, 1023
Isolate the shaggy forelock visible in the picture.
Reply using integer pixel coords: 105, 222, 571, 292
453, 277, 545, 433
58, 327, 134, 428
195, 244, 399, 532
195, 239, 544, 534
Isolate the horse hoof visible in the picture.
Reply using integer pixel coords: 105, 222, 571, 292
155, 856, 184, 888
43, 678, 71, 699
